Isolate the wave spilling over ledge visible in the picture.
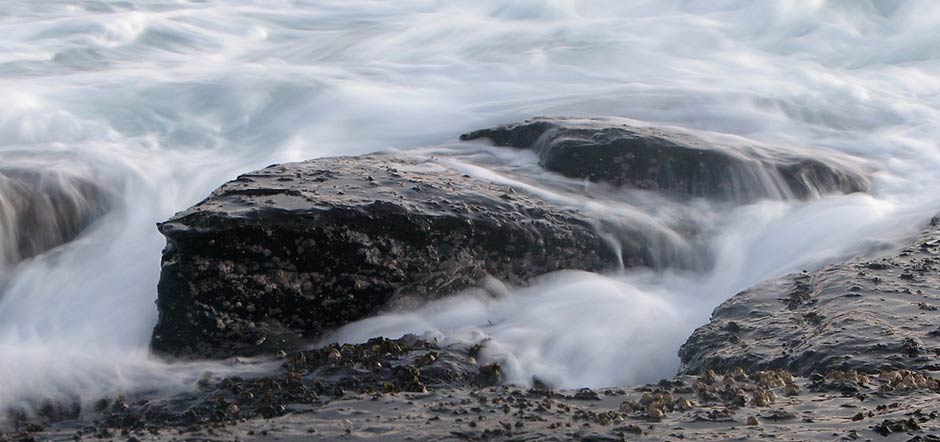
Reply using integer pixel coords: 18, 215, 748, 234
0, 158, 116, 272
460, 118, 870, 203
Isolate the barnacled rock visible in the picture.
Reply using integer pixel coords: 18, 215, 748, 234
151, 154, 623, 358
679, 216, 940, 376
153, 118, 876, 359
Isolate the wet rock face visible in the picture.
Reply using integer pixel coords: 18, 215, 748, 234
152, 154, 619, 358
679, 217, 940, 376
0, 167, 114, 269
461, 117, 869, 202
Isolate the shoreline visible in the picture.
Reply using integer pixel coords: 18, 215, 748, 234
5, 216, 940, 441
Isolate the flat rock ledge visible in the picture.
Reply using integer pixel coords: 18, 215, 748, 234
152, 154, 619, 359
679, 216, 940, 376
462, 117, 869, 202
9, 338, 940, 441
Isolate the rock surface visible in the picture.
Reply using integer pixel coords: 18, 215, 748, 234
679, 217, 940, 376
461, 117, 869, 202
10, 344, 940, 441
152, 154, 620, 359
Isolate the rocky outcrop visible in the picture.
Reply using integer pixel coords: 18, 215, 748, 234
151, 154, 621, 359
152, 118, 875, 360
678, 217, 940, 376
461, 117, 869, 202
0, 165, 114, 269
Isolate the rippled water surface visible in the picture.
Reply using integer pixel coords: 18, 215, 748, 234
2, 0, 940, 412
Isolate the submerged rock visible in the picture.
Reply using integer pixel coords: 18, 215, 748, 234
0, 165, 115, 269
461, 117, 869, 202
678, 217, 940, 376
151, 154, 620, 358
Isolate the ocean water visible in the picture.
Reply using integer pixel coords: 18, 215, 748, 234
2, 0, 940, 414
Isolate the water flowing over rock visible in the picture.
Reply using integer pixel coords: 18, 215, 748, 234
151, 118, 877, 360
461, 117, 870, 202
678, 217, 940, 376
0, 165, 114, 270
151, 154, 622, 358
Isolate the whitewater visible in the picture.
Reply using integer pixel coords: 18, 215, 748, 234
2, 0, 940, 415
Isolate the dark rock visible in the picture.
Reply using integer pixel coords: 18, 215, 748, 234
572, 388, 601, 401
873, 418, 920, 436
461, 117, 868, 202
679, 217, 940, 376
478, 362, 503, 387
151, 154, 620, 358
